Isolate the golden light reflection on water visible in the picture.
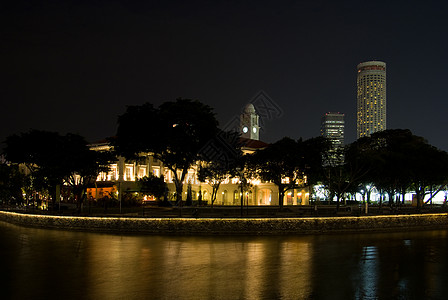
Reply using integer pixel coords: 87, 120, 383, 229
278, 241, 312, 299
2, 221, 448, 299
80, 235, 314, 299
243, 242, 266, 299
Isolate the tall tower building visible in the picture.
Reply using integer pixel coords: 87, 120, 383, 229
357, 61, 386, 139
240, 103, 260, 140
321, 112, 345, 148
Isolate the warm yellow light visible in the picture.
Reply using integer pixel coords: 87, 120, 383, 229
251, 179, 261, 185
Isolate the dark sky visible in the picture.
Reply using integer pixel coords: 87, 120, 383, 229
1, 0, 447, 150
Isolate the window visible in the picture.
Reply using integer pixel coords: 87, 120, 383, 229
138, 167, 147, 179
125, 165, 134, 181
152, 167, 160, 177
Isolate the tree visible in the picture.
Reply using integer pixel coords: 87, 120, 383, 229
323, 136, 376, 210
368, 130, 416, 206
138, 174, 167, 204
403, 137, 448, 208
113, 103, 161, 159
3, 130, 68, 207
197, 130, 242, 207
0, 162, 25, 204
60, 134, 114, 210
363, 129, 448, 209
113, 98, 219, 204
248, 137, 331, 209
302, 136, 332, 186
247, 137, 308, 209
3, 130, 113, 209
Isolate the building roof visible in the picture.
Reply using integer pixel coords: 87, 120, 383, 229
244, 103, 256, 114
89, 136, 269, 154
239, 137, 269, 153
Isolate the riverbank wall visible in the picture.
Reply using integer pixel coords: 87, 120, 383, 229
1, 210, 448, 235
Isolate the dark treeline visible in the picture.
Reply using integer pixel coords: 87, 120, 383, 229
1, 99, 447, 212
1, 131, 115, 210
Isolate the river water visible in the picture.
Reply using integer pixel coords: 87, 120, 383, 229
1, 221, 448, 299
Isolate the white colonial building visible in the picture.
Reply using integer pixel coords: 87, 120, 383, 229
87, 104, 311, 206
88, 138, 311, 206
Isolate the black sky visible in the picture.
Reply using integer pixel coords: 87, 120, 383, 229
1, 0, 447, 150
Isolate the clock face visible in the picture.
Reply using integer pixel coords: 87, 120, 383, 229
252, 127, 257, 134
242, 126, 248, 133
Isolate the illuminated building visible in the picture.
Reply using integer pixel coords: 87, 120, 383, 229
321, 112, 345, 148
84, 103, 314, 206
88, 139, 310, 206
320, 112, 345, 166
87, 103, 312, 207
357, 61, 386, 138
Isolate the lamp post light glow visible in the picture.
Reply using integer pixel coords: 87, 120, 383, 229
236, 167, 244, 217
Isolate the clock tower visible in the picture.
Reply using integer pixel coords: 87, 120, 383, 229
240, 103, 260, 140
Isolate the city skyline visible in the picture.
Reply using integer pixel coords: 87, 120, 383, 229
2, 0, 448, 151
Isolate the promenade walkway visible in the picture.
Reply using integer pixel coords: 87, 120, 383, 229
2, 204, 447, 219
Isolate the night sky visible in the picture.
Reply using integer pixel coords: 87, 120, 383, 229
2, 0, 447, 150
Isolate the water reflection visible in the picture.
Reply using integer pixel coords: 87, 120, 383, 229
79, 235, 313, 299
358, 245, 378, 299
1, 221, 448, 299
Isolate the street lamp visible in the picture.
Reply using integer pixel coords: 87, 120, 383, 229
236, 167, 244, 217
365, 185, 370, 214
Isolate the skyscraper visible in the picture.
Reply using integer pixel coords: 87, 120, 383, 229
321, 112, 345, 148
357, 61, 386, 139
321, 112, 345, 165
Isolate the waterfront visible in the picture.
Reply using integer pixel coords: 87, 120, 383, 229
1, 221, 448, 299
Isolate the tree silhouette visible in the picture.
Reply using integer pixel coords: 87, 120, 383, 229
247, 137, 327, 209
113, 98, 219, 205
3, 130, 113, 209
138, 174, 167, 204
0, 162, 25, 204
197, 130, 242, 207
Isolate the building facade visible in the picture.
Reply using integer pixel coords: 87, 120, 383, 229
321, 112, 345, 148
357, 61, 386, 139
88, 141, 311, 207
87, 104, 311, 206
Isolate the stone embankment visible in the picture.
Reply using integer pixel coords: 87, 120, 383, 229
2, 210, 448, 235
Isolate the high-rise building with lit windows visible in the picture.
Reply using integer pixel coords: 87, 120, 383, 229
321, 112, 345, 148
357, 61, 386, 139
